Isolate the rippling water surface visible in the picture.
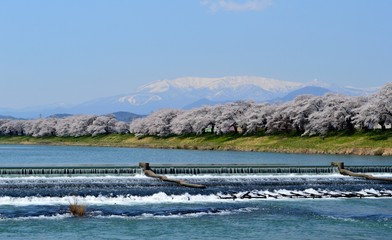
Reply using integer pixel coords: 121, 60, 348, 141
1, 144, 392, 239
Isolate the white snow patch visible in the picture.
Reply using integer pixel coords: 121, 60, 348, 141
118, 94, 162, 105
134, 76, 325, 94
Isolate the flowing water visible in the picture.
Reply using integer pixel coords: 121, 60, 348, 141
0, 144, 392, 239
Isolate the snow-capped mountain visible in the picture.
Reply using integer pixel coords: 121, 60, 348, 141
138, 76, 307, 93
1, 76, 376, 118
115, 76, 331, 113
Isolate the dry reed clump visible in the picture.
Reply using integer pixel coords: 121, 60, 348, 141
69, 199, 86, 217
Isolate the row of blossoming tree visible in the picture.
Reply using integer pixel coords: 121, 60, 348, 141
0, 83, 391, 137
0, 115, 129, 137
129, 82, 392, 136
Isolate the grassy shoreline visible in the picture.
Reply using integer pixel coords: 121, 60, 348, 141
0, 130, 391, 156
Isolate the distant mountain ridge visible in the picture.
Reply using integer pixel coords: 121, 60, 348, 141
113, 76, 332, 113
275, 86, 333, 102
1, 112, 143, 123
0, 114, 19, 120
109, 76, 374, 113
47, 113, 73, 119
46, 112, 145, 122
0, 76, 376, 118
109, 111, 145, 122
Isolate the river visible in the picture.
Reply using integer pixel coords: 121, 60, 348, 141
0, 144, 392, 239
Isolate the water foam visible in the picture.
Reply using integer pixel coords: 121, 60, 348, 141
0, 193, 221, 206
94, 207, 259, 220
0, 175, 148, 181
0, 213, 72, 221
1, 189, 391, 207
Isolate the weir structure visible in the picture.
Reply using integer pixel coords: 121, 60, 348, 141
0, 165, 141, 175
1, 162, 392, 190
1, 163, 392, 176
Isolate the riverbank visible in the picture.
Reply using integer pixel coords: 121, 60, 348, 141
0, 130, 391, 156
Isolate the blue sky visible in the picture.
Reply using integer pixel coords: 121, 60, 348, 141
1, 0, 391, 109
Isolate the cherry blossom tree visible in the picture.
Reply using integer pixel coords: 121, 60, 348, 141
302, 94, 363, 136
0, 120, 25, 136
130, 109, 181, 136
354, 83, 392, 130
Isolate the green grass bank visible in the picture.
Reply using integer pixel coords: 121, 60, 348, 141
0, 130, 391, 156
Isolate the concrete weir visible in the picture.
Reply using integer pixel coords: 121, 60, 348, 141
0, 166, 141, 175
1, 163, 392, 178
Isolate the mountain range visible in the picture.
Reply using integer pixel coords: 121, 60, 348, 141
1, 76, 377, 119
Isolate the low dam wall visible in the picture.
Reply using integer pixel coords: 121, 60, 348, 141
148, 165, 336, 175
0, 166, 140, 175
1, 164, 392, 176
